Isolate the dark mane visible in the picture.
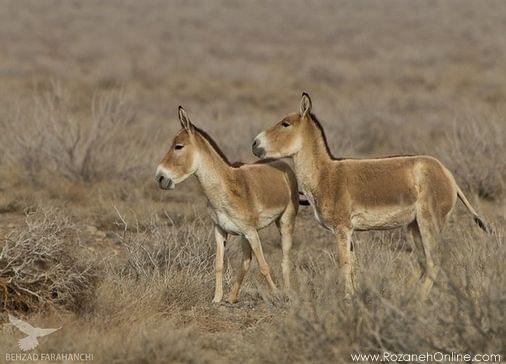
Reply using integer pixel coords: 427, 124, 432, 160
194, 126, 232, 166
308, 113, 416, 161
308, 112, 343, 161
194, 127, 278, 168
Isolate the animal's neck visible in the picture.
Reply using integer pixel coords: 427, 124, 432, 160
194, 138, 234, 207
292, 123, 333, 193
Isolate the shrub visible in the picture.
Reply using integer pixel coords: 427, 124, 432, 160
257, 225, 505, 363
0, 83, 148, 183
439, 115, 505, 200
0, 208, 96, 313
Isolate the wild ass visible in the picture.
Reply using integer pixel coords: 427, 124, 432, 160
156, 107, 299, 303
252, 93, 490, 298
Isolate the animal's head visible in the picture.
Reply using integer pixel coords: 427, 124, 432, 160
252, 92, 313, 159
155, 107, 201, 190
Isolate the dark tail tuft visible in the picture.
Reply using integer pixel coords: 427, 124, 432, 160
474, 216, 493, 234
298, 192, 310, 206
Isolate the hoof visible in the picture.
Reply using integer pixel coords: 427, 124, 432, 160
226, 296, 238, 304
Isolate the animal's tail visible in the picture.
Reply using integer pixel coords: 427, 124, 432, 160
456, 185, 493, 233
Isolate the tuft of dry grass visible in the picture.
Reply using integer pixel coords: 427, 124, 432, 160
440, 115, 505, 200
0, 83, 149, 183
257, 225, 505, 363
0, 209, 96, 313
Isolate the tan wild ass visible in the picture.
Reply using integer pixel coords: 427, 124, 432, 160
252, 93, 490, 298
156, 107, 299, 303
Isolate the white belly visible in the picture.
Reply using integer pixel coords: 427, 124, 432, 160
351, 206, 416, 231
208, 200, 283, 235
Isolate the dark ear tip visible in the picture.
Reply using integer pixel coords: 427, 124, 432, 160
302, 91, 309, 97
178, 105, 184, 111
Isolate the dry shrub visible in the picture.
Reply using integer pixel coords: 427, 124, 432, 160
0, 208, 96, 313
0, 83, 148, 183
38, 315, 215, 364
36, 213, 236, 363
439, 115, 505, 201
120, 214, 215, 280
90, 320, 213, 364
257, 226, 505, 363
91, 212, 217, 318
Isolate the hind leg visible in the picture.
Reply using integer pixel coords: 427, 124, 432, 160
227, 238, 252, 303
415, 204, 442, 299
407, 221, 425, 284
276, 207, 296, 291
335, 227, 355, 298
245, 230, 278, 293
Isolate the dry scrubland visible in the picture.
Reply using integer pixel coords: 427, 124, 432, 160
0, 0, 505, 363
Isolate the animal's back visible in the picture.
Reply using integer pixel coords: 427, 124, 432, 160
239, 159, 298, 210
338, 155, 454, 209
324, 155, 457, 230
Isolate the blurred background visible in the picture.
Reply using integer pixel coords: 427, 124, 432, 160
1, 1, 505, 183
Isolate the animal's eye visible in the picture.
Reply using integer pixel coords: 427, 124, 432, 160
175, 144, 184, 150
282, 122, 290, 128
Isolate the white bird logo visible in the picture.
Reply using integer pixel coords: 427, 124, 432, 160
8, 314, 61, 351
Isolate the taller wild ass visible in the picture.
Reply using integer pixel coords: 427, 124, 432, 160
252, 93, 490, 298
156, 107, 299, 303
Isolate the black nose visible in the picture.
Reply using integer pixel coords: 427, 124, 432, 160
252, 142, 265, 158
157, 175, 164, 183
252, 139, 259, 148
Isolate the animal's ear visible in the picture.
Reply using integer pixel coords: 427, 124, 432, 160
178, 106, 193, 133
299, 92, 312, 118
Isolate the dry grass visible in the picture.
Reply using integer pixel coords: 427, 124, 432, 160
0, 209, 96, 313
0, 83, 147, 183
0, 0, 505, 363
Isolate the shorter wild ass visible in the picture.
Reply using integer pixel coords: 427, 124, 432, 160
156, 107, 299, 303
252, 93, 490, 298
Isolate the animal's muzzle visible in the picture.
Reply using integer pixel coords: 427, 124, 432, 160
156, 173, 174, 190
252, 139, 265, 158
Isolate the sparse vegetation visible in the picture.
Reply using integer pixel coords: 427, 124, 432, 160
0, 0, 504, 363
0, 209, 96, 313
0, 84, 144, 183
